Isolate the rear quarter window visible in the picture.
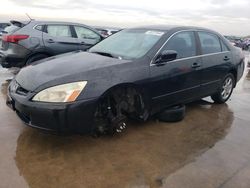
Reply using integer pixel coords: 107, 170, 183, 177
34, 25, 44, 31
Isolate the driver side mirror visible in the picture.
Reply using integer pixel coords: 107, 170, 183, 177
155, 50, 177, 64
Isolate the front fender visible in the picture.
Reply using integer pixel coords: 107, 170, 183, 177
78, 59, 150, 100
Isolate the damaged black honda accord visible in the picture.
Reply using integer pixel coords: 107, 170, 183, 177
7, 26, 245, 135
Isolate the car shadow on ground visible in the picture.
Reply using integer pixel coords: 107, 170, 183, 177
13, 98, 233, 188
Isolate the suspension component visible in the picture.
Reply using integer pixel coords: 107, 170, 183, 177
94, 87, 147, 135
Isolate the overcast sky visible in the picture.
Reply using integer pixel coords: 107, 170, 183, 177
0, 0, 249, 36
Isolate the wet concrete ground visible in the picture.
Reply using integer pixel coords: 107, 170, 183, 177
0, 53, 250, 188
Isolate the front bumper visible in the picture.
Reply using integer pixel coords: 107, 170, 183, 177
7, 88, 98, 134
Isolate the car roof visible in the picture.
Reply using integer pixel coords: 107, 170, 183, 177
10, 20, 100, 34
9, 20, 93, 28
130, 25, 215, 32
30, 20, 90, 26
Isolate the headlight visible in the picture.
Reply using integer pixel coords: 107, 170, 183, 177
32, 81, 87, 103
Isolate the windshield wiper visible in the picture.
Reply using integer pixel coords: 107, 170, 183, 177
91, 51, 122, 59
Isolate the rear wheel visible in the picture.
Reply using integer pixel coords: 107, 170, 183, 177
211, 73, 235, 104
26, 54, 49, 66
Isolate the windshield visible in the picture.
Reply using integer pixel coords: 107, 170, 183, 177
89, 29, 165, 60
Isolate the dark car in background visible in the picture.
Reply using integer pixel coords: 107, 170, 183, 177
7, 26, 245, 135
0, 23, 10, 33
0, 20, 103, 68
224, 36, 250, 50
224, 36, 243, 47
242, 39, 250, 51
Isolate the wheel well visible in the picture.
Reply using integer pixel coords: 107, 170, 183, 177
26, 52, 51, 62
102, 83, 140, 95
101, 83, 149, 102
98, 83, 150, 120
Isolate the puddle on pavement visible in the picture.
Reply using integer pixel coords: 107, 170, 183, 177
1, 80, 10, 96
13, 99, 233, 188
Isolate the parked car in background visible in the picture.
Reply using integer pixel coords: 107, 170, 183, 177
242, 39, 250, 51
224, 36, 243, 48
0, 20, 103, 68
7, 26, 245, 135
0, 23, 10, 33
248, 53, 250, 68
95, 27, 120, 37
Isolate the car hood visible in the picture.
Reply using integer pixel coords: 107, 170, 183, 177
16, 51, 130, 92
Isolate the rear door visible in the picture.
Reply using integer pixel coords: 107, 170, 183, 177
42, 24, 79, 55
197, 31, 233, 96
150, 31, 203, 108
73, 25, 102, 51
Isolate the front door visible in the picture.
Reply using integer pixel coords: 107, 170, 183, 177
73, 25, 102, 51
150, 31, 203, 109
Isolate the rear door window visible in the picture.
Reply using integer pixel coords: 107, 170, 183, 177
46, 25, 72, 38
198, 32, 222, 54
162, 31, 197, 59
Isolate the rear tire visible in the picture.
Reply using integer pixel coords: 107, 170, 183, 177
211, 73, 235, 104
26, 54, 49, 66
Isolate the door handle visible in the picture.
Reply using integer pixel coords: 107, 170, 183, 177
224, 56, 230, 61
46, 39, 55, 43
80, 41, 92, 46
191, 62, 201, 69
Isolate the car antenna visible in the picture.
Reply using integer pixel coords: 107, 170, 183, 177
25, 13, 34, 23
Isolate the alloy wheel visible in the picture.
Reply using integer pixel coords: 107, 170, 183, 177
221, 77, 233, 100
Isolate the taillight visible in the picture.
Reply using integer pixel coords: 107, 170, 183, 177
2, 35, 29, 43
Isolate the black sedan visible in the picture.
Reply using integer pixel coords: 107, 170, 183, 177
7, 26, 245, 134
